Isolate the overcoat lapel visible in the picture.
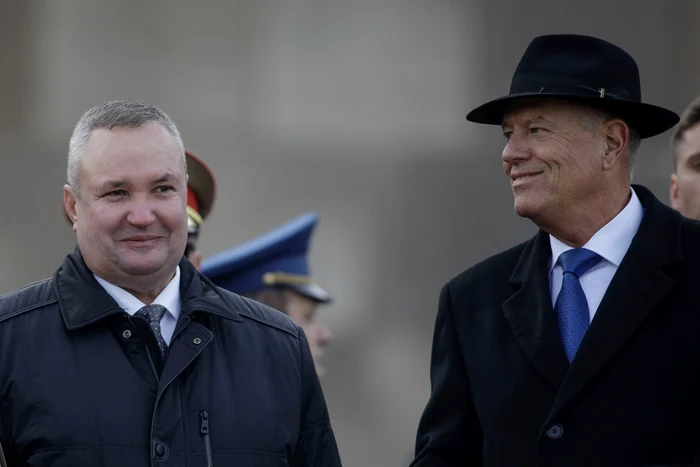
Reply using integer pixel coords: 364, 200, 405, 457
502, 230, 570, 391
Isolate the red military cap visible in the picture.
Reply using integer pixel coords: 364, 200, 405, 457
185, 150, 216, 236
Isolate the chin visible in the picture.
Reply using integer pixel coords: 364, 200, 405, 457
121, 263, 168, 276
513, 199, 540, 220
119, 254, 170, 276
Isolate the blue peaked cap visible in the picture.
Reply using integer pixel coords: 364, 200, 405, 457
200, 213, 331, 303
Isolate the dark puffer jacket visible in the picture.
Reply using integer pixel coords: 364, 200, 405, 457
0, 247, 342, 467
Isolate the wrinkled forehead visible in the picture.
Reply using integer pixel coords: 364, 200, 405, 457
501, 97, 585, 127
80, 124, 186, 183
675, 123, 700, 161
677, 122, 700, 147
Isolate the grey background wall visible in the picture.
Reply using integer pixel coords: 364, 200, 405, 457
1, 1, 698, 465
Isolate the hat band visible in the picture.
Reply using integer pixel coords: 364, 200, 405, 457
187, 206, 203, 227
510, 71, 637, 102
187, 206, 203, 236
262, 272, 313, 286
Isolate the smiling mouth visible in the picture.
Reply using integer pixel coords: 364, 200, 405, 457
122, 236, 161, 243
512, 172, 542, 183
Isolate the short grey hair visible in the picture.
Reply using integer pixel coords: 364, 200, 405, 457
67, 100, 186, 195
579, 106, 641, 177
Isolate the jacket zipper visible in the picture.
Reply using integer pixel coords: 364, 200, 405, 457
200, 410, 213, 467
144, 344, 160, 384
128, 317, 161, 384
127, 317, 160, 384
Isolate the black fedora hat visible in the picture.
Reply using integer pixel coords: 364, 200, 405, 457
466, 34, 679, 138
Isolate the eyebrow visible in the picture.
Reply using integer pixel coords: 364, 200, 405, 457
99, 172, 177, 190
684, 152, 700, 166
153, 173, 177, 184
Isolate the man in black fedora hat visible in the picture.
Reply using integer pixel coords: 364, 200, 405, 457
411, 34, 700, 466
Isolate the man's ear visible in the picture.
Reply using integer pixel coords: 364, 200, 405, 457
63, 184, 78, 232
601, 119, 628, 171
670, 173, 681, 210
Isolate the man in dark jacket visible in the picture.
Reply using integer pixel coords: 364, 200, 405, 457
0, 99, 342, 467
411, 35, 700, 466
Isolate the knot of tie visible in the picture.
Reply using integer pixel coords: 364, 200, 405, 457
559, 248, 602, 278
134, 304, 168, 357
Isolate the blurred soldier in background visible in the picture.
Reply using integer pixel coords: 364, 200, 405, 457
201, 212, 334, 378
670, 95, 700, 219
182, 150, 216, 270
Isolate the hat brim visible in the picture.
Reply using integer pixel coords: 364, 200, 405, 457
186, 151, 216, 220
466, 92, 679, 139
289, 282, 332, 304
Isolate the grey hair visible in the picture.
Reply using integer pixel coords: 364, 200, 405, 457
579, 106, 641, 178
67, 100, 186, 195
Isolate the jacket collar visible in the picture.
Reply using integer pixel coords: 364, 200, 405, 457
55, 247, 243, 330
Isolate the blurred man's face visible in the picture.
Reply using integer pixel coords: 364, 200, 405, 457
284, 290, 333, 379
671, 123, 700, 220
64, 122, 189, 291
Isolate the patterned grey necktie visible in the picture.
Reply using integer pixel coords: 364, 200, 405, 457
134, 304, 168, 357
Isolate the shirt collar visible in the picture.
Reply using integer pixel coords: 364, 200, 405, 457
94, 266, 181, 320
549, 187, 644, 273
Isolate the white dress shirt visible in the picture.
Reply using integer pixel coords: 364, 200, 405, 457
94, 266, 181, 345
549, 187, 643, 322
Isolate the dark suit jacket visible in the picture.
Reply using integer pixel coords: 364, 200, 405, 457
412, 185, 700, 467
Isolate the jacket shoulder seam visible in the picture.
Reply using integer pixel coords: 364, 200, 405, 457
237, 311, 299, 339
0, 299, 58, 324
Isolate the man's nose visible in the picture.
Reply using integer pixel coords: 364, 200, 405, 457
501, 131, 530, 165
316, 320, 333, 348
126, 202, 156, 227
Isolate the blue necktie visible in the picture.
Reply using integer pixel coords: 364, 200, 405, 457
554, 248, 602, 363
